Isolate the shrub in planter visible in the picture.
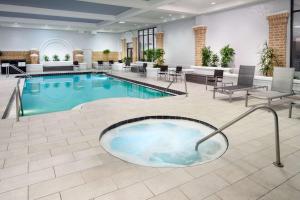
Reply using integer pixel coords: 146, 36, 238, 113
44, 55, 50, 62
53, 55, 60, 61
201, 46, 212, 66
103, 49, 110, 61
259, 42, 279, 76
211, 54, 219, 67
64, 54, 70, 61
220, 45, 235, 67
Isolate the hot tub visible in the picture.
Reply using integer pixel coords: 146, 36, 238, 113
100, 116, 228, 167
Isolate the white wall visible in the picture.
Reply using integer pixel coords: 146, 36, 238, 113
195, 0, 290, 70
0, 27, 121, 52
161, 18, 195, 67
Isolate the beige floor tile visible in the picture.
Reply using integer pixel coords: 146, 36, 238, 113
73, 147, 105, 160
29, 173, 84, 200
180, 173, 228, 200
37, 193, 61, 200
214, 160, 258, 184
94, 183, 153, 200
0, 163, 28, 179
112, 166, 160, 188
54, 156, 102, 177
216, 178, 268, 200
248, 165, 293, 190
264, 183, 300, 200
202, 195, 222, 200
287, 174, 300, 190
0, 168, 55, 193
61, 177, 117, 200
148, 189, 188, 200
0, 187, 28, 200
50, 142, 90, 156
144, 169, 193, 195
81, 161, 132, 182
29, 153, 75, 172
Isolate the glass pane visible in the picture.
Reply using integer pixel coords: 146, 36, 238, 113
148, 34, 153, 49
292, 12, 300, 71
149, 28, 153, 34
294, 0, 300, 10
139, 36, 143, 60
144, 35, 148, 51
139, 30, 143, 36
143, 29, 148, 36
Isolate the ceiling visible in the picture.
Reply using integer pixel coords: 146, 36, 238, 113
0, 0, 265, 33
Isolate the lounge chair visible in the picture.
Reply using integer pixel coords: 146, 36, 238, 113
213, 65, 266, 102
157, 65, 168, 80
245, 67, 295, 107
73, 61, 79, 71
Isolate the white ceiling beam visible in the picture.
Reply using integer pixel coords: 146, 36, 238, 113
95, 0, 178, 31
0, 17, 97, 28
0, 4, 116, 21
77, 0, 153, 9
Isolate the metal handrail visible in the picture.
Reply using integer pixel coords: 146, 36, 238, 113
6, 64, 32, 78
15, 78, 24, 121
164, 73, 188, 97
195, 105, 283, 168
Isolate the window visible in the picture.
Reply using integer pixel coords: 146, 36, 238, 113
291, 0, 300, 71
138, 27, 157, 61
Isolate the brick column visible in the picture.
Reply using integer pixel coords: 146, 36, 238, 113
267, 12, 289, 67
132, 37, 138, 62
73, 49, 84, 63
156, 32, 164, 49
121, 39, 126, 59
30, 49, 39, 64
193, 26, 207, 66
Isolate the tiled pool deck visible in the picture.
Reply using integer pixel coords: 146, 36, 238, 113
0, 71, 299, 200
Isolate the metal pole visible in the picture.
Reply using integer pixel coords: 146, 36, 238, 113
195, 105, 283, 167
15, 87, 19, 122
184, 73, 188, 97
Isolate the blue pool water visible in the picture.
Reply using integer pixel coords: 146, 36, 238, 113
21, 73, 171, 116
100, 119, 228, 167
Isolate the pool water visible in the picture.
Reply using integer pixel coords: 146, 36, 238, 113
100, 119, 228, 167
21, 73, 171, 116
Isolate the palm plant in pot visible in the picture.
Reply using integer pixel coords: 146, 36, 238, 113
220, 45, 235, 67
44, 55, 49, 62
103, 49, 110, 61
64, 54, 70, 61
201, 46, 212, 66
259, 42, 279, 76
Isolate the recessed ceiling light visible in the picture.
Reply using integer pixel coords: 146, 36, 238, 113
211, 2, 216, 5
168, 14, 172, 16
119, 21, 126, 24
160, 16, 164, 19
181, 15, 185, 19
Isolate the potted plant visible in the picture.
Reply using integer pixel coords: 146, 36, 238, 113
259, 42, 279, 76
154, 49, 165, 66
211, 54, 219, 67
64, 54, 70, 61
53, 55, 60, 61
144, 49, 155, 62
220, 45, 235, 67
103, 49, 110, 61
44, 55, 49, 62
201, 46, 213, 66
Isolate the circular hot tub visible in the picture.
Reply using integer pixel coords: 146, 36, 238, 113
100, 116, 228, 167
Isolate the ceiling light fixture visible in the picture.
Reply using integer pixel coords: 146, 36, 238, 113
168, 14, 172, 16
211, 2, 216, 5
181, 15, 185, 19
119, 21, 126, 24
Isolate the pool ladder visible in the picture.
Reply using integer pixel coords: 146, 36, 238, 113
195, 106, 283, 168
6, 64, 32, 79
15, 78, 24, 121
164, 73, 188, 97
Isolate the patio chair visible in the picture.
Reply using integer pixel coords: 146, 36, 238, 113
157, 65, 168, 80
123, 59, 131, 71
139, 63, 147, 77
245, 67, 295, 107
205, 69, 224, 90
169, 66, 183, 82
213, 65, 266, 102
97, 61, 103, 70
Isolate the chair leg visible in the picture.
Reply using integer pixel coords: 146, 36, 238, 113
245, 90, 249, 107
289, 102, 294, 118
213, 88, 216, 99
229, 93, 232, 103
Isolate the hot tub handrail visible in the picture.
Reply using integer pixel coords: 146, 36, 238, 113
15, 78, 24, 121
195, 105, 283, 168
